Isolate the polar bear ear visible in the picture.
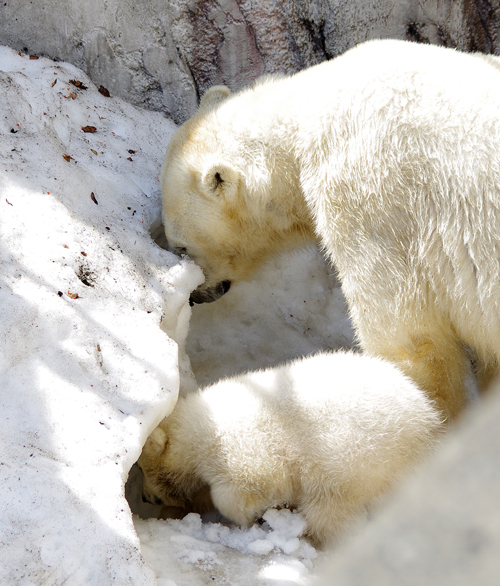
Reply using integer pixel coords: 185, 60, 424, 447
145, 427, 168, 454
199, 85, 232, 111
201, 163, 240, 199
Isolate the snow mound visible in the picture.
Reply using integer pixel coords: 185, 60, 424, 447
0, 45, 202, 585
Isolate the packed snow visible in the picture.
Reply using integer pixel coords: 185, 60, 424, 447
0, 46, 354, 585
135, 510, 318, 586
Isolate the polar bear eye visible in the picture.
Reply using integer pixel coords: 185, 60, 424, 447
168, 243, 188, 257
172, 246, 188, 256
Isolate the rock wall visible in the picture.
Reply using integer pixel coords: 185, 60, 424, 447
314, 378, 500, 586
1, 0, 499, 124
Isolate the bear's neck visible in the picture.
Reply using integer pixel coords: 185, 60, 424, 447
227, 108, 317, 248
261, 127, 317, 250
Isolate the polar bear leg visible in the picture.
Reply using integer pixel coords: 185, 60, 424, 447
210, 480, 268, 527
365, 329, 469, 421
299, 492, 365, 547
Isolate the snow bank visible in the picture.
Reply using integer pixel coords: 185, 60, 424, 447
0, 46, 202, 585
0, 46, 354, 585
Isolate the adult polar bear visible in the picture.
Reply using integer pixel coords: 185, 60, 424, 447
161, 40, 500, 420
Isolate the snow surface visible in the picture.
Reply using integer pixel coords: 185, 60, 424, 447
135, 510, 318, 586
0, 46, 354, 585
186, 246, 354, 387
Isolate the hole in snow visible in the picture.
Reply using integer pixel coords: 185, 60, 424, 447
125, 462, 166, 520
125, 462, 219, 522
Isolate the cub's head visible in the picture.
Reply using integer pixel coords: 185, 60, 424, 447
161, 84, 312, 304
137, 424, 213, 516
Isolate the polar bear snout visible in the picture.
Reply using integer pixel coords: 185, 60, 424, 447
165, 234, 232, 304
189, 280, 231, 305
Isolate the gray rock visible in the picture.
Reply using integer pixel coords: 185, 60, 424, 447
314, 382, 500, 586
1, 1, 498, 123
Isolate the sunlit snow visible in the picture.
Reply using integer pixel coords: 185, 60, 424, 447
0, 46, 354, 585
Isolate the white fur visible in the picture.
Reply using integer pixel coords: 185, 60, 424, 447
138, 351, 441, 546
161, 40, 500, 418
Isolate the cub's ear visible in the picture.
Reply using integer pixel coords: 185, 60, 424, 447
144, 426, 168, 455
201, 163, 240, 199
199, 85, 232, 111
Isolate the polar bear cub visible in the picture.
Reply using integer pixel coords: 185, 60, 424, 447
138, 351, 441, 545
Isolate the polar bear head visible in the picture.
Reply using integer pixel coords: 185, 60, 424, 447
137, 424, 213, 515
161, 83, 314, 303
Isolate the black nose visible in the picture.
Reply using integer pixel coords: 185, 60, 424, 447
189, 280, 231, 305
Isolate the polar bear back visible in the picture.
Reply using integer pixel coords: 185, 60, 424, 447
292, 42, 500, 358
176, 351, 441, 497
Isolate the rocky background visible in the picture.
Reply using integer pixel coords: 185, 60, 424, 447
1, 0, 499, 125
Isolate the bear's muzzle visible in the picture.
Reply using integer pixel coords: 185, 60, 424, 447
189, 280, 231, 305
